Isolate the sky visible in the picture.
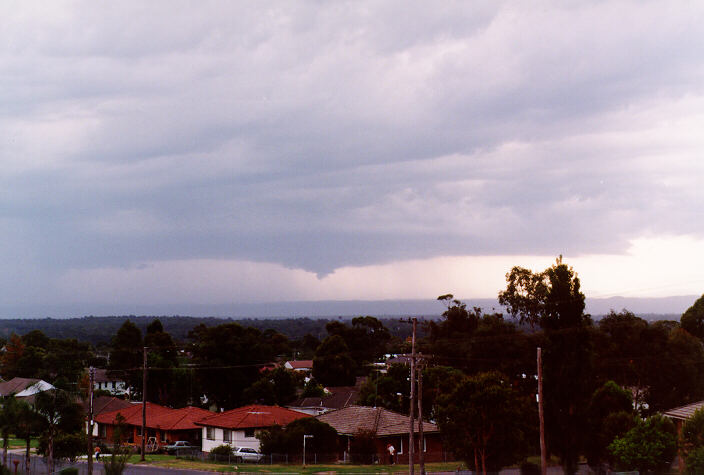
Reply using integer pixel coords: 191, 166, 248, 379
2, 1, 704, 316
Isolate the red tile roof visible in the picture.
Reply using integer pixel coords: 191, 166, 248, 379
196, 404, 311, 430
285, 360, 313, 370
94, 402, 213, 431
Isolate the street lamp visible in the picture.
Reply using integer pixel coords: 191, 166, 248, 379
303, 434, 314, 467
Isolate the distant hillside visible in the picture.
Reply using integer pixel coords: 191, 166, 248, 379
0, 295, 697, 319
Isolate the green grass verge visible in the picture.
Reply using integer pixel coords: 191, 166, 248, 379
125, 455, 465, 473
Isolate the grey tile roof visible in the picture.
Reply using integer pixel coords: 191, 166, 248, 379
664, 400, 704, 420
316, 405, 438, 437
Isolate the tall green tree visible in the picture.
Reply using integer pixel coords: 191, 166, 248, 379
189, 323, 280, 409
0, 397, 19, 466
584, 381, 636, 471
436, 371, 535, 474
144, 319, 181, 405
13, 400, 41, 475
681, 294, 704, 339
498, 256, 594, 474
35, 390, 85, 474
108, 320, 143, 396
312, 335, 356, 387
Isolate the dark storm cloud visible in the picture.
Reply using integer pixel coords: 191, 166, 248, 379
2, 0, 704, 297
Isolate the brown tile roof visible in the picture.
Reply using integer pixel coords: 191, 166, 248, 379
664, 400, 704, 420
196, 404, 311, 430
95, 402, 213, 431
290, 386, 360, 410
93, 368, 123, 383
316, 405, 439, 437
0, 377, 40, 397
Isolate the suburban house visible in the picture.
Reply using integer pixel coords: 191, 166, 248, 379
316, 405, 447, 464
196, 404, 311, 453
664, 400, 704, 472
283, 360, 313, 373
288, 378, 365, 415
92, 368, 129, 396
82, 395, 133, 437
0, 377, 55, 398
94, 402, 213, 451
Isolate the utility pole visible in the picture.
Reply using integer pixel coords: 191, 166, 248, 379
408, 317, 416, 475
88, 366, 94, 475
141, 347, 147, 462
417, 355, 425, 475
538, 347, 547, 475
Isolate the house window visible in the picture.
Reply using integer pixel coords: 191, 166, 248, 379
99, 424, 107, 438
398, 437, 403, 454
137, 426, 143, 436
244, 428, 255, 438
223, 429, 231, 443
206, 427, 215, 440
161, 431, 168, 443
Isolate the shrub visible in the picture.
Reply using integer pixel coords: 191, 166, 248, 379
59, 468, 79, 475
609, 414, 676, 473
687, 446, 704, 474
210, 444, 234, 456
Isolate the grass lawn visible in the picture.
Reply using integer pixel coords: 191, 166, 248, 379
7, 438, 39, 450
126, 455, 465, 473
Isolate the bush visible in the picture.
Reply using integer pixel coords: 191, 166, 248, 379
349, 429, 377, 464
609, 414, 676, 473
210, 444, 234, 456
687, 446, 704, 474
59, 468, 79, 475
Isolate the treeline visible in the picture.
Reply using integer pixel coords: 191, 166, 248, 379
0, 316, 420, 346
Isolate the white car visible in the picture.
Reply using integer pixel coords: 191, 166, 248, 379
232, 447, 264, 463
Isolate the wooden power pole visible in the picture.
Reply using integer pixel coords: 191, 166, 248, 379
408, 317, 416, 475
141, 346, 147, 461
538, 347, 547, 475
417, 355, 425, 475
88, 366, 94, 474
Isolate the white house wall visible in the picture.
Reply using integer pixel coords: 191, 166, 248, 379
201, 427, 261, 452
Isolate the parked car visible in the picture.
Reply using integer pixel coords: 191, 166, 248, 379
164, 441, 198, 455
232, 447, 264, 463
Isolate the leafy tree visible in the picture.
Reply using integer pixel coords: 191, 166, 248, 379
680, 407, 704, 473
499, 256, 593, 474
258, 417, 338, 459
681, 294, 704, 339
436, 371, 535, 474
1, 334, 24, 379
0, 397, 20, 466
608, 414, 676, 473
13, 399, 42, 475
646, 328, 704, 413
427, 296, 479, 371
301, 379, 326, 398
584, 381, 636, 471
312, 335, 356, 387
144, 319, 181, 405
358, 364, 410, 414
323, 317, 391, 367
189, 323, 280, 409
108, 320, 143, 395
35, 390, 85, 474
243, 367, 301, 406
